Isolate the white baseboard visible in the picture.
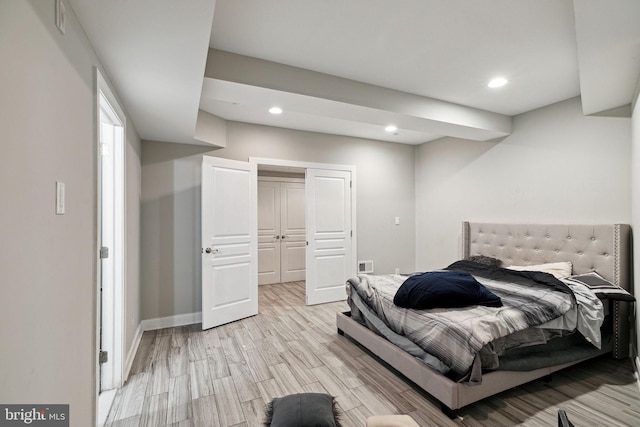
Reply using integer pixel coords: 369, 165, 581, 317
635, 356, 640, 394
140, 311, 202, 332
122, 322, 144, 382
97, 389, 117, 427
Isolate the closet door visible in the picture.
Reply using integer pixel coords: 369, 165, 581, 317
280, 182, 306, 282
257, 181, 281, 285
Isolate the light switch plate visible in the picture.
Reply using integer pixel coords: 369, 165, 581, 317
56, 181, 65, 215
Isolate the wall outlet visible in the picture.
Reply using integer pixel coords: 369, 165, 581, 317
358, 260, 374, 274
395, 268, 400, 275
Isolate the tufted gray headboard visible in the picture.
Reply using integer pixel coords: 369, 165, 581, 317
462, 222, 632, 358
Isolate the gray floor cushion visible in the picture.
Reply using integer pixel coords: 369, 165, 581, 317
264, 393, 341, 427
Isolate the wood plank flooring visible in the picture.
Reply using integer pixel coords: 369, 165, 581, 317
106, 281, 640, 426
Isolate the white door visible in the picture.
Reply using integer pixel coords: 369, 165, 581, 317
201, 156, 257, 329
305, 169, 352, 305
257, 181, 281, 285
280, 182, 306, 282
98, 91, 124, 393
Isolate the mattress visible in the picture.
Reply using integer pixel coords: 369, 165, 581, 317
347, 268, 609, 383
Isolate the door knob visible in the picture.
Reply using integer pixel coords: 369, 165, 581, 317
275, 235, 280, 239
205, 247, 219, 254
281, 235, 286, 239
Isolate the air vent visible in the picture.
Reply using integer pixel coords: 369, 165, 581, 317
357, 260, 374, 274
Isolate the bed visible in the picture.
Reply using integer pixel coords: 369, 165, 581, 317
336, 222, 633, 412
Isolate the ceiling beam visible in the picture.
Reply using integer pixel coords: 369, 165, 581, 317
203, 49, 511, 142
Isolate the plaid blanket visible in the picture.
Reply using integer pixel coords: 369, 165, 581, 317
347, 266, 574, 377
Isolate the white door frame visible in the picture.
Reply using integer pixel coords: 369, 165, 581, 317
250, 157, 357, 296
95, 68, 125, 426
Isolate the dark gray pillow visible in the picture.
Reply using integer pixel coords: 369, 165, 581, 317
264, 393, 341, 427
465, 255, 503, 267
564, 271, 635, 301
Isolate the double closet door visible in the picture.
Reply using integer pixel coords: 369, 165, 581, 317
258, 179, 306, 285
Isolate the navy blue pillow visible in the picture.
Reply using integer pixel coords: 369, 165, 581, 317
393, 271, 502, 309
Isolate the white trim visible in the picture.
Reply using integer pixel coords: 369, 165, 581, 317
97, 389, 117, 427
635, 356, 640, 395
95, 67, 128, 426
251, 157, 355, 173
94, 69, 100, 427
96, 72, 127, 124
122, 323, 144, 382
97, 69, 126, 391
140, 312, 203, 332
632, 73, 640, 112
258, 176, 305, 183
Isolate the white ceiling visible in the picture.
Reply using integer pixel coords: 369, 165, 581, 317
69, 0, 215, 144
69, 0, 640, 146
210, 0, 580, 117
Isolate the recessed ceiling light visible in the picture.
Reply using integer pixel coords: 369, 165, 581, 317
269, 106, 283, 115
385, 125, 398, 133
488, 77, 508, 88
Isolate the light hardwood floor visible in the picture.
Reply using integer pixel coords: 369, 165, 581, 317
106, 282, 640, 426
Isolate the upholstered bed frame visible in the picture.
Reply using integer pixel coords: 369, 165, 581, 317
336, 222, 632, 411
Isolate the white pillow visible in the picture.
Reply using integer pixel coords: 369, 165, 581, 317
507, 261, 572, 279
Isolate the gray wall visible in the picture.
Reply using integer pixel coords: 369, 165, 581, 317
0, 2, 142, 424
415, 96, 631, 270
631, 88, 640, 363
141, 122, 416, 319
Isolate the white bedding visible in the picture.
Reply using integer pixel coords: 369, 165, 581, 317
538, 279, 604, 348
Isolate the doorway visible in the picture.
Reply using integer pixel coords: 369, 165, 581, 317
251, 158, 356, 305
96, 70, 125, 425
258, 176, 306, 285
201, 156, 357, 329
